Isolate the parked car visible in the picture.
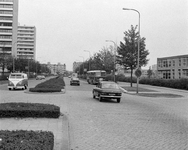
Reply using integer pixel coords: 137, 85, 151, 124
36, 75, 45, 80
70, 77, 80, 86
7, 73, 28, 90
92, 81, 122, 103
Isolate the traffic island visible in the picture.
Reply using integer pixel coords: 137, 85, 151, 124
28, 75, 66, 93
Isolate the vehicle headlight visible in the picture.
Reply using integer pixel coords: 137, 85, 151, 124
17, 81, 23, 85
8, 81, 14, 86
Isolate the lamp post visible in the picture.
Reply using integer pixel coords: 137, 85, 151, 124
79, 56, 84, 75
13, 41, 17, 72
106, 40, 117, 82
84, 50, 91, 71
123, 8, 140, 93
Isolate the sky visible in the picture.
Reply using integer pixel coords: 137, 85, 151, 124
18, 0, 188, 71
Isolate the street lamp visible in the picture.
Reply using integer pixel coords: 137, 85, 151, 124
106, 40, 117, 82
79, 56, 84, 75
84, 50, 91, 71
123, 8, 140, 93
13, 41, 17, 72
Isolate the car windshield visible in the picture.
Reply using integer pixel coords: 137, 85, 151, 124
72, 78, 79, 80
9, 74, 23, 79
101, 83, 119, 89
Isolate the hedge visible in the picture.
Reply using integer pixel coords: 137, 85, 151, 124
107, 74, 188, 90
0, 130, 54, 150
0, 103, 60, 118
29, 75, 65, 92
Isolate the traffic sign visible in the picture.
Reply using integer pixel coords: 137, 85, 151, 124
135, 68, 142, 77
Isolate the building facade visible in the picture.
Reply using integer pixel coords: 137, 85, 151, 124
0, 0, 18, 56
47, 62, 66, 75
157, 55, 188, 79
17, 25, 36, 60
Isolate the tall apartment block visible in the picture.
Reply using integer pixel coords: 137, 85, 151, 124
157, 55, 188, 79
0, 0, 18, 57
17, 25, 36, 60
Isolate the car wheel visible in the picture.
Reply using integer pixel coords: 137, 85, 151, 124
93, 91, 96, 99
9, 88, 11, 91
99, 96, 103, 102
117, 98, 121, 103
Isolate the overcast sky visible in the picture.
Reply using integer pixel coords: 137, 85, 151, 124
18, 0, 188, 71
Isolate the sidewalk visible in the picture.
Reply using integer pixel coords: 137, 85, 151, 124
0, 91, 70, 150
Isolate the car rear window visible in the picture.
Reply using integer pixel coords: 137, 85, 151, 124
102, 83, 119, 89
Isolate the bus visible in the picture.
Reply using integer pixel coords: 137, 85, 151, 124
86, 70, 106, 84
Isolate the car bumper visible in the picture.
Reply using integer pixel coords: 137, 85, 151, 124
8, 86, 25, 89
100, 95, 121, 99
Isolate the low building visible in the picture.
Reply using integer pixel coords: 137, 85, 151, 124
47, 62, 66, 75
157, 54, 188, 79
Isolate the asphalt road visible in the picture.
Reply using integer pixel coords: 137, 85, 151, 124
0, 77, 188, 150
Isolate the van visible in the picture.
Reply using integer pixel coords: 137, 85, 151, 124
7, 73, 28, 90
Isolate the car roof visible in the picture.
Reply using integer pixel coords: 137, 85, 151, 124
100, 81, 116, 84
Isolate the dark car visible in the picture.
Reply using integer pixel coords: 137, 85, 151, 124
70, 77, 80, 86
92, 81, 122, 103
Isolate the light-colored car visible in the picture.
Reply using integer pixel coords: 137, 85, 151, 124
92, 81, 122, 103
8, 73, 28, 90
70, 77, 80, 86
36, 75, 45, 80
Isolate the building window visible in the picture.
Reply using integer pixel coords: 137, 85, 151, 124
173, 60, 175, 67
168, 60, 171, 67
179, 58, 181, 66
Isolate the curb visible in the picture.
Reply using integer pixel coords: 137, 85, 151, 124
61, 114, 70, 150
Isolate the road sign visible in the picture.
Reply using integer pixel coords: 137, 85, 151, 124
135, 68, 142, 77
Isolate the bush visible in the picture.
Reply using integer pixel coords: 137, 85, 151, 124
29, 88, 61, 92
139, 78, 188, 90
0, 130, 54, 150
0, 103, 60, 118
29, 75, 65, 92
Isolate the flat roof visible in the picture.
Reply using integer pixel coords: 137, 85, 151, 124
157, 54, 188, 60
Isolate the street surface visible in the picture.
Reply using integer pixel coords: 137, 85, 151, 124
0, 77, 188, 150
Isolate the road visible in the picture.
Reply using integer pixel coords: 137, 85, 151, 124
0, 77, 188, 150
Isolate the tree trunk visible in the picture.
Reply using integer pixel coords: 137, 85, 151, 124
130, 68, 133, 87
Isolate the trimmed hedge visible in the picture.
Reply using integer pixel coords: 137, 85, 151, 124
139, 78, 188, 90
0, 103, 60, 118
29, 75, 65, 92
29, 88, 61, 92
0, 130, 54, 150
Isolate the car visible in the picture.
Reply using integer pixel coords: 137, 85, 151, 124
70, 77, 80, 86
7, 73, 28, 90
36, 75, 45, 80
92, 81, 122, 103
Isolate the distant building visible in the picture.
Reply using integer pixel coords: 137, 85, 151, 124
17, 25, 36, 60
73, 61, 82, 72
157, 54, 188, 79
47, 62, 66, 75
0, 0, 18, 57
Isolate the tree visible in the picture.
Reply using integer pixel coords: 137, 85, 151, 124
0, 44, 10, 76
117, 25, 149, 86
147, 67, 153, 78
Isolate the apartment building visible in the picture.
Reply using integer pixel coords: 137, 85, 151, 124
0, 0, 18, 56
157, 55, 188, 79
17, 25, 36, 60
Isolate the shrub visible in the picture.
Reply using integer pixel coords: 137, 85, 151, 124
139, 78, 188, 90
29, 75, 65, 92
0, 130, 54, 150
0, 103, 60, 118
